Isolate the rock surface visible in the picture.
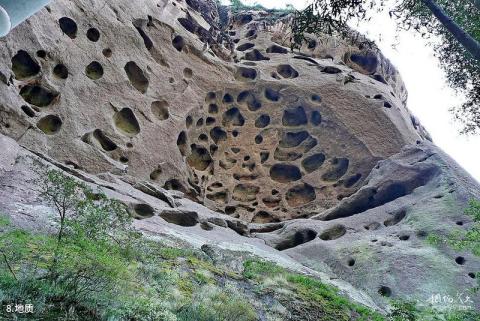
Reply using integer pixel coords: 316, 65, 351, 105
0, 0, 478, 312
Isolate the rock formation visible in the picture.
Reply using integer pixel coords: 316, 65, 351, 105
0, 0, 478, 313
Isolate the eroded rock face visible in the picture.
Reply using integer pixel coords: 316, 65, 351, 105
0, 0, 428, 223
0, 0, 477, 311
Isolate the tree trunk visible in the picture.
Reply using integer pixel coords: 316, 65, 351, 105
421, 0, 480, 62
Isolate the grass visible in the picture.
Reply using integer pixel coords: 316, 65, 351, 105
1, 170, 479, 320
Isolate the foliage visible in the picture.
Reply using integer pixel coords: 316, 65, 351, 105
176, 285, 257, 321
243, 259, 386, 321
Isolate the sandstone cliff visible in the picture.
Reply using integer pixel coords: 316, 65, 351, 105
0, 0, 479, 316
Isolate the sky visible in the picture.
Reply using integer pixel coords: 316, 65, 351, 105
221, 0, 480, 183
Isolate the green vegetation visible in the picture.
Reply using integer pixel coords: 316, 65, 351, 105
1, 169, 479, 320
427, 199, 480, 291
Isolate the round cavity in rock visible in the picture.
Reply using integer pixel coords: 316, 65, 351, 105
252, 211, 276, 224
276, 64, 299, 79
21, 105, 35, 117
36, 50, 47, 58
150, 167, 162, 180
344, 173, 362, 188
85, 61, 104, 80
399, 234, 410, 241
223, 93, 234, 103
364, 222, 381, 230
183, 67, 193, 78
321, 158, 349, 181
37, 115, 62, 135
86, 27, 100, 42
222, 107, 245, 127
235, 67, 257, 80
378, 286, 392, 297
311, 111, 322, 126
186, 115, 193, 128
133, 203, 155, 219
266, 44, 288, 54
151, 100, 169, 120
187, 144, 212, 171
348, 52, 378, 74
53, 64, 68, 79
264, 88, 280, 101
205, 92, 216, 102
11, 50, 41, 79
159, 210, 199, 227
286, 184, 316, 207
102, 48, 112, 57
237, 43, 255, 51
20, 85, 58, 107
172, 35, 185, 51
270, 164, 302, 183
225, 206, 236, 215
279, 131, 310, 148
59, 17, 77, 39
260, 152, 269, 163
255, 134, 263, 144
384, 210, 407, 227
113, 108, 140, 137
311, 94, 322, 103
210, 127, 227, 144
124, 61, 149, 93
244, 49, 270, 61
456, 221, 463, 226
177, 131, 187, 156
92, 129, 117, 151
275, 229, 317, 251
282, 106, 307, 126
245, 29, 256, 38
200, 222, 214, 231
208, 104, 219, 114
347, 258, 355, 267
319, 224, 346, 241
455, 256, 465, 265
302, 153, 325, 173
468, 273, 476, 279
206, 117, 215, 126
232, 184, 259, 202
177, 16, 198, 34
321, 66, 342, 74
255, 114, 270, 128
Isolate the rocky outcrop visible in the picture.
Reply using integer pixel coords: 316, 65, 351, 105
0, 0, 478, 312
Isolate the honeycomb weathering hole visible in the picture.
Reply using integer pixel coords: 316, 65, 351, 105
20, 85, 58, 107
37, 115, 62, 135
59, 17, 77, 39
124, 61, 149, 93
12, 50, 40, 79
85, 61, 104, 80
177, 87, 377, 223
151, 100, 170, 120
113, 108, 140, 137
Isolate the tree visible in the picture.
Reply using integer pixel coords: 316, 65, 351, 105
292, 0, 480, 133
